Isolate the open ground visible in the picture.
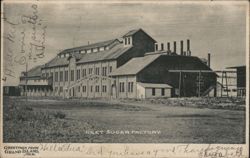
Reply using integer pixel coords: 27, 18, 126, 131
3, 96, 245, 143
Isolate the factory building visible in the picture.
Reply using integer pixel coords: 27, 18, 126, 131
19, 28, 217, 98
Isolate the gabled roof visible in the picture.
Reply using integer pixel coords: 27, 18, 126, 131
123, 28, 157, 42
123, 29, 140, 37
44, 56, 69, 68
21, 65, 44, 78
109, 54, 161, 76
77, 44, 132, 64
59, 39, 118, 55
138, 82, 172, 88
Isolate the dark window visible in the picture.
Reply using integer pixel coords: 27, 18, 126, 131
128, 37, 130, 44
82, 69, 86, 77
102, 67, 107, 76
82, 86, 86, 92
77, 69, 80, 80
95, 67, 100, 75
60, 71, 63, 82
55, 72, 58, 82
161, 88, 165, 96
152, 88, 155, 96
95, 86, 99, 92
50, 72, 53, 81
65, 71, 68, 81
102, 85, 107, 92
119, 82, 125, 92
89, 68, 93, 75
90, 86, 93, 92
109, 66, 112, 73
78, 86, 80, 92
70, 70, 74, 81
128, 82, 133, 93
125, 38, 127, 45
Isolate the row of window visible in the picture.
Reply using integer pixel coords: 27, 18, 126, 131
124, 37, 132, 45
152, 88, 165, 96
44, 66, 113, 82
58, 46, 109, 58
119, 82, 134, 93
54, 85, 108, 93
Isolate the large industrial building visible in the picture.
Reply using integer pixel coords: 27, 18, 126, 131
19, 28, 218, 98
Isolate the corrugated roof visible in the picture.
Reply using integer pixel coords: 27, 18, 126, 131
25, 65, 43, 77
109, 54, 161, 76
59, 39, 118, 54
138, 82, 172, 88
77, 43, 132, 64
123, 29, 140, 37
44, 56, 69, 68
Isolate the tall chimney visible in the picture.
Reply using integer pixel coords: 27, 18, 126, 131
161, 43, 164, 51
180, 40, 184, 55
155, 43, 158, 51
167, 42, 171, 54
173, 41, 176, 54
208, 53, 211, 67
187, 39, 191, 56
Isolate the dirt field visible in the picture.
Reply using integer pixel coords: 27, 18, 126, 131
3, 96, 246, 143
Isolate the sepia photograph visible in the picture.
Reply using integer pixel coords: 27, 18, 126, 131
1, 0, 249, 157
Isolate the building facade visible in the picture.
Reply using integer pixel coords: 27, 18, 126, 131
19, 28, 218, 99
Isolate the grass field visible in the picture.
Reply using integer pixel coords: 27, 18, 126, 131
3, 96, 246, 143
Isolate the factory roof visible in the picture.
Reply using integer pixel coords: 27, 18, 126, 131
110, 53, 216, 76
109, 54, 161, 76
138, 82, 172, 88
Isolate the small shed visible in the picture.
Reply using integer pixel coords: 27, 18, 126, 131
137, 82, 172, 98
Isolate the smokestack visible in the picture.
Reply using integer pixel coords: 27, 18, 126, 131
167, 42, 171, 54
208, 53, 211, 67
155, 43, 158, 51
173, 41, 176, 54
180, 40, 184, 55
161, 43, 164, 51
187, 39, 191, 56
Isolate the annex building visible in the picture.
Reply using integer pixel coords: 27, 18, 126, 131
19, 28, 217, 99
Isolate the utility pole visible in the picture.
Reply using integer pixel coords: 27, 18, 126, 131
25, 62, 28, 104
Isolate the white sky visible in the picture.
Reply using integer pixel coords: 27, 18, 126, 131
2, 1, 248, 86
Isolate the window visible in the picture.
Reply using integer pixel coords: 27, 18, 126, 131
82, 69, 86, 77
102, 67, 107, 76
70, 70, 74, 81
59, 86, 63, 93
95, 86, 99, 92
109, 66, 112, 73
95, 67, 100, 75
128, 82, 134, 93
90, 86, 93, 92
55, 87, 58, 92
119, 82, 125, 92
60, 71, 63, 82
128, 37, 130, 44
125, 38, 127, 45
65, 71, 68, 81
161, 88, 165, 96
50, 72, 53, 81
89, 68, 93, 75
152, 88, 155, 96
102, 85, 107, 92
82, 86, 86, 92
55, 72, 58, 82
78, 86, 80, 92
46, 73, 49, 78
77, 69, 80, 80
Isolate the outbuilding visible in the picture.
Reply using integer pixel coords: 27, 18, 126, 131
137, 82, 172, 98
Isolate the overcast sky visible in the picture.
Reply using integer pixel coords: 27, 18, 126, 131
2, 1, 248, 86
